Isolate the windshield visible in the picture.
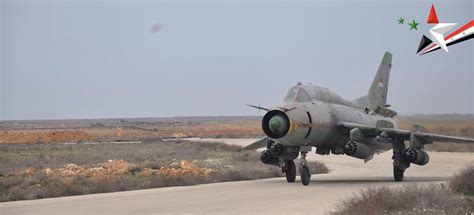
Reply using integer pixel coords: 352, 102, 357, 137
284, 86, 311, 102
296, 88, 310, 102
283, 86, 298, 101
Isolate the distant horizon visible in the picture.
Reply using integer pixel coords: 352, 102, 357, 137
1, 112, 474, 122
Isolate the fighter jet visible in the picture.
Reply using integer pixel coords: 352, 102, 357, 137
245, 52, 474, 185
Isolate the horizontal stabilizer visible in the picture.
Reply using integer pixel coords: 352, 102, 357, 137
374, 106, 398, 118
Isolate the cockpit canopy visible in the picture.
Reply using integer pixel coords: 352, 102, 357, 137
283, 82, 354, 106
283, 85, 310, 102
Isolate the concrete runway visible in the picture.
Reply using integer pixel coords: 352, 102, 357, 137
1, 139, 473, 215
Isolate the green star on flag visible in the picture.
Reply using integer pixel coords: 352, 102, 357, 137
409, 19, 419, 30
398, 17, 405, 24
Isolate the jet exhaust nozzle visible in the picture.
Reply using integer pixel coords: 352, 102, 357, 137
262, 110, 290, 139
406, 148, 429, 166
344, 141, 371, 159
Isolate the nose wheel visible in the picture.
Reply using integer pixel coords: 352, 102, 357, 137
284, 160, 296, 182
299, 151, 311, 185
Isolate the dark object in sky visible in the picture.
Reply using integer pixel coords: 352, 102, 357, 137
245, 52, 474, 186
417, 35, 433, 53
150, 23, 162, 33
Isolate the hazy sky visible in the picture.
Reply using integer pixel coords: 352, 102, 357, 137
1, 0, 473, 120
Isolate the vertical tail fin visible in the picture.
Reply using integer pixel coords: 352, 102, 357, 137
353, 52, 392, 110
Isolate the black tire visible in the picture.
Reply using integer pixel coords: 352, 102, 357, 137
285, 160, 296, 183
300, 165, 311, 186
394, 167, 404, 181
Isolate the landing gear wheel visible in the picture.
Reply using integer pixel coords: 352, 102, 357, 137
392, 139, 408, 182
299, 151, 311, 186
285, 160, 296, 183
300, 165, 311, 186
393, 167, 404, 181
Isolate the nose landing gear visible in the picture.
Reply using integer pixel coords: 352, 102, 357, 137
266, 140, 312, 185
299, 148, 311, 186
284, 160, 296, 182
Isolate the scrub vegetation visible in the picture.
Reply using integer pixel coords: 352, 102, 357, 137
449, 166, 474, 196
333, 166, 474, 215
0, 140, 328, 202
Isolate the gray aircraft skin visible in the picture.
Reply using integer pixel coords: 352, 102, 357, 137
245, 52, 474, 185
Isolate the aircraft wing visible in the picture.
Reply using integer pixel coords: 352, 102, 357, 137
242, 137, 267, 150
413, 132, 474, 143
337, 122, 474, 144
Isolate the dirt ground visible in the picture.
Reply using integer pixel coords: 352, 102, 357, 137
14, 159, 216, 185
0, 140, 327, 202
0, 117, 262, 144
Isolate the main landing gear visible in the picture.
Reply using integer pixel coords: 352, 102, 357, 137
392, 139, 410, 181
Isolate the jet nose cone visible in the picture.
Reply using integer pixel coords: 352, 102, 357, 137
262, 110, 290, 139
269, 115, 289, 135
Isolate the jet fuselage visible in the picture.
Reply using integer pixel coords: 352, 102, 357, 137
264, 84, 396, 156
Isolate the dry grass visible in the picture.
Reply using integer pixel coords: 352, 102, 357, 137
424, 142, 474, 152
0, 141, 328, 202
333, 185, 473, 215
333, 166, 474, 215
0, 117, 263, 144
449, 166, 474, 196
